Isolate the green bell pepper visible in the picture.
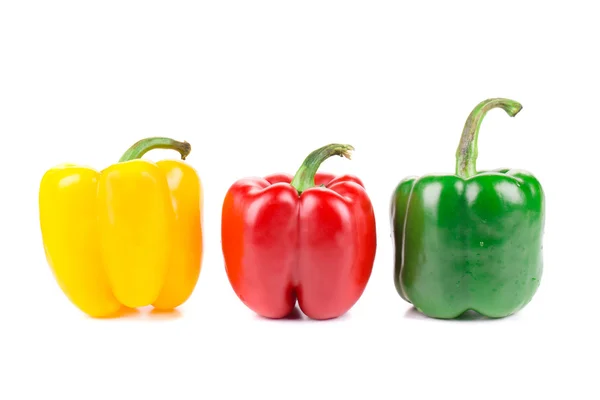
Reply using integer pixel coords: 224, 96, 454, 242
391, 98, 545, 319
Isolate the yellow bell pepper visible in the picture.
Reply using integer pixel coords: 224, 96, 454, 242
39, 137, 203, 318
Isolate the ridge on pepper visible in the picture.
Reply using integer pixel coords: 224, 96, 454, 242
391, 98, 545, 319
221, 143, 377, 320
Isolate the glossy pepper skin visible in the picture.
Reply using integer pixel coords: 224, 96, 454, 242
39, 137, 203, 318
391, 98, 545, 319
221, 144, 376, 320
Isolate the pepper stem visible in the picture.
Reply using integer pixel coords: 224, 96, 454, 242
290, 143, 354, 194
455, 98, 522, 178
118, 137, 191, 162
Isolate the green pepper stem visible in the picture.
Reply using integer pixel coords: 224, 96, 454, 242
290, 143, 354, 194
118, 137, 191, 162
455, 98, 522, 178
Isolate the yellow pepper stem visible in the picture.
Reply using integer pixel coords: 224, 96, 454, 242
119, 137, 191, 162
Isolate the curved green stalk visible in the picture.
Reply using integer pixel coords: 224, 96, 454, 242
455, 98, 522, 178
119, 137, 191, 162
290, 143, 354, 194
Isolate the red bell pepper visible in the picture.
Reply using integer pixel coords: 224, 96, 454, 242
221, 144, 377, 320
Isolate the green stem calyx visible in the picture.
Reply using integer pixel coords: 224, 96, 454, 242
290, 143, 354, 194
119, 137, 191, 162
455, 98, 522, 179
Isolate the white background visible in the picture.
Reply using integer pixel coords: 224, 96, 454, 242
1, 1, 598, 399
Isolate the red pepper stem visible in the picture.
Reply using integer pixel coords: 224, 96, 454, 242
290, 143, 354, 194
455, 98, 522, 179
118, 137, 191, 162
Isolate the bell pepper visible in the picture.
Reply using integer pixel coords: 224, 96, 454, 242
221, 144, 377, 320
391, 98, 545, 319
39, 137, 203, 318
